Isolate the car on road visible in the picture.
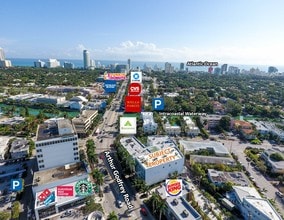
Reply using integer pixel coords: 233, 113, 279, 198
140, 207, 148, 216
276, 191, 284, 198
117, 200, 123, 208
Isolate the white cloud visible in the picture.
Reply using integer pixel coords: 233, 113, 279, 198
94, 41, 284, 66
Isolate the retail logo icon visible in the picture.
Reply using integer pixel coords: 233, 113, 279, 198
75, 180, 93, 196
120, 117, 136, 134
165, 179, 182, 197
130, 71, 142, 83
125, 96, 141, 113
128, 82, 142, 96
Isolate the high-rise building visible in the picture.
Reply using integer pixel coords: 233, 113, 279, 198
83, 50, 91, 69
268, 66, 278, 73
90, 59, 96, 68
127, 58, 131, 70
180, 63, 184, 71
208, 66, 213, 73
45, 59, 60, 68
0, 48, 12, 68
35, 118, 80, 171
221, 64, 228, 74
214, 67, 221, 74
0, 60, 12, 68
34, 60, 45, 68
228, 66, 240, 74
64, 62, 75, 69
0, 48, 5, 61
165, 62, 173, 74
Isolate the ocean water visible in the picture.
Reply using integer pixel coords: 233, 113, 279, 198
6, 58, 284, 72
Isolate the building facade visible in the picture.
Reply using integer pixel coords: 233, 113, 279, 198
32, 162, 90, 220
10, 138, 29, 159
35, 118, 79, 170
120, 136, 184, 185
141, 112, 158, 134
45, 59, 60, 68
83, 50, 90, 69
72, 110, 98, 138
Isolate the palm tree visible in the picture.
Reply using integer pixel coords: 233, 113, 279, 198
157, 198, 167, 220
141, 181, 150, 197
150, 192, 160, 213
92, 168, 104, 196
107, 211, 118, 220
126, 155, 136, 174
171, 171, 179, 179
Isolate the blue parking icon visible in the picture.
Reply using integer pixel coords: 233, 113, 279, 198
152, 98, 164, 110
11, 179, 23, 192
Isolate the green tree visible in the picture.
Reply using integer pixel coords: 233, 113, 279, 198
92, 168, 104, 196
270, 153, 284, 161
157, 198, 167, 220
107, 211, 118, 220
83, 196, 96, 214
150, 192, 161, 213
218, 116, 231, 131
11, 201, 21, 219
0, 211, 11, 220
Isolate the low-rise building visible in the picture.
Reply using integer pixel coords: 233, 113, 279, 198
231, 120, 256, 140
32, 162, 91, 220
0, 116, 25, 125
156, 181, 201, 220
201, 114, 222, 129
120, 136, 184, 185
0, 136, 10, 160
183, 116, 199, 136
230, 186, 281, 220
36, 95, 66, 105
179, 140, 230, 157
207, 169, 249, 186
10, 138, 29, 159
162, 117, 181, 136
189, 155, 236, 165
261, 148, 284, 174
72, 110, 98, 138
141, 112, 158, 134
248, 120, 269, 135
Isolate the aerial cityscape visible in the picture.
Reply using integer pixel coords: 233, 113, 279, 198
1, 1, 284, 220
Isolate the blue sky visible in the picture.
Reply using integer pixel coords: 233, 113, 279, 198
1, 0, 284, 65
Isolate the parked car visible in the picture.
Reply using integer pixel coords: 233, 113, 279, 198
60, 210, 73, 218
276, 191, 284, 198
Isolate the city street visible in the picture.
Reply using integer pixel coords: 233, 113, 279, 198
222, 139, 284, 215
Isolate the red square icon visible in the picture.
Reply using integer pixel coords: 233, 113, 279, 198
125, 96, 141, 113
38, 189, 51, 202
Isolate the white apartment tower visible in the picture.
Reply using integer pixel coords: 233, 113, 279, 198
83, 50, 91, 69
35, 118, 79, 170
0, 48, 5, 60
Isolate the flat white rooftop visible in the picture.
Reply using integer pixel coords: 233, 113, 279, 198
244, 197, 282, 220
120, 136, 183, 169
139, 147, 182, 169
179, 140, 229, 156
